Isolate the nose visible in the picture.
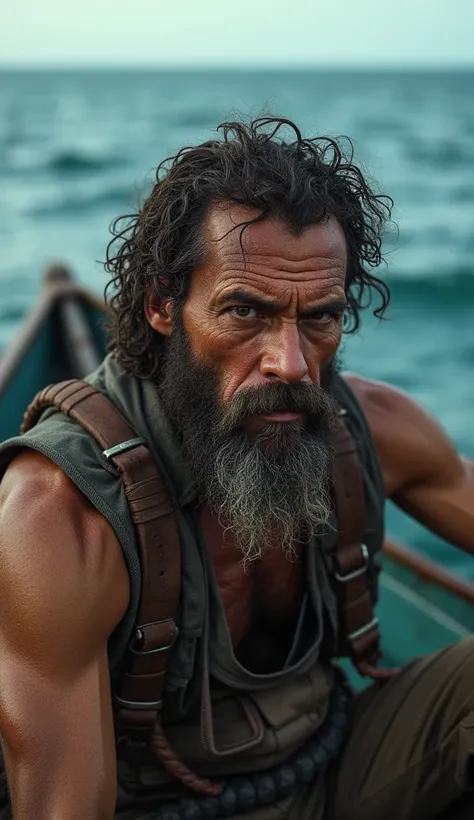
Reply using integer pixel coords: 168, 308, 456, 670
260, 322, 313, 385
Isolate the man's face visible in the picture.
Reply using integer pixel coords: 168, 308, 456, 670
182, 204, 347, 410
152, 205, 347, 566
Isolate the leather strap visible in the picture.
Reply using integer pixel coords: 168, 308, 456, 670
331, 413, 394, 680
21, 379, 182, 736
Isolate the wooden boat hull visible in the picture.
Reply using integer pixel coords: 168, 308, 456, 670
1, 267, 472, 688
0, 266, 106, 442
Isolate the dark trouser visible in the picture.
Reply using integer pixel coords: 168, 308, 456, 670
116, 638, 474, 820
290, 636, 474, 820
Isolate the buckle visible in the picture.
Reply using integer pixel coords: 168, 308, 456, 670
347, 616, 379, 643
130, 618, 179, 655
334, 544, 369, 583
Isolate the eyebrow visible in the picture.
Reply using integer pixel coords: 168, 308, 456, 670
215, 289, 348, 316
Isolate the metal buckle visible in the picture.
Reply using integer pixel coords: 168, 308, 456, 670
130, 619, 179, 655
334, 543, 369, 583
347, 617, 379, 643
114, 696, 163, 711
103, 437, 147, 460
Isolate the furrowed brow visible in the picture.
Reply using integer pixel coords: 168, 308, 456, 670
215, 290, 278, 311
300, 298, 348, 316
216, 290, 347, 315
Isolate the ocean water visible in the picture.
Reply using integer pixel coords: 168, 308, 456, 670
0, 68, 473, 576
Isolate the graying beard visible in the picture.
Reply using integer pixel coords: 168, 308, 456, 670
205, 427, 333, 571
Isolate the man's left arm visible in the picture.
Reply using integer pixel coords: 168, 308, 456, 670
345, 374, 474, 555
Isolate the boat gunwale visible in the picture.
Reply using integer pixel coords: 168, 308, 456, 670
0, 279, 105, 398
383, 538, 474, 606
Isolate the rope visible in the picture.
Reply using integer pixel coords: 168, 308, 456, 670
149, 683, 352, 819
150, 722, 222, 797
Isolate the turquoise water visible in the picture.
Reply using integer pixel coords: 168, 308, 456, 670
1, 69, 473, 576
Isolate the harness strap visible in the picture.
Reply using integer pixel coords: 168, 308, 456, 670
22, 379, 182, 724
332, 414, 394, 680
22, 380, 221, 794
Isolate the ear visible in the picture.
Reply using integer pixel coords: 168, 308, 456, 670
144, 291, 173, 337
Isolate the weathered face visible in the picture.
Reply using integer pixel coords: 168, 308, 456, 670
149, 204, 346, 566
182, 204, 347, 408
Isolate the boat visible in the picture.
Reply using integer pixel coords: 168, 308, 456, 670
1, 265, 473, 688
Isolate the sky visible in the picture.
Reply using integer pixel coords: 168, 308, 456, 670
2, 0, 474, 68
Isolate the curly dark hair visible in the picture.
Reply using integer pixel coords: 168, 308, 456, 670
105, 116, 393, 380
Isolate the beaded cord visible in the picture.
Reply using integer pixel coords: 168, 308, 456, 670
153, 683, 351, 820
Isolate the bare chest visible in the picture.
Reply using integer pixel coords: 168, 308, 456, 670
199, 505, 303, 668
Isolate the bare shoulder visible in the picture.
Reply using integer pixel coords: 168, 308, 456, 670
0, 451, 126, 815
0, 450, 129, 668
343, 372, 431, 427
343, 372, 462, 495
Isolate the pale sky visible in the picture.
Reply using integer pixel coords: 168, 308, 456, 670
2, 0, 473, 68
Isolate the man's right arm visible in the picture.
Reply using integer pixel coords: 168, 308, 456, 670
0, 451, 130, 820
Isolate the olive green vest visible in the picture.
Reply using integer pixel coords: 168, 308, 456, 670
0, 355, 385, 784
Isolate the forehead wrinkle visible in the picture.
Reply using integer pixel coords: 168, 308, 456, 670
201, 210, 348, 299
216, 260, 346, 288
219, 253, 346, 276
218, 247, 346, 277
212, 271, 345, 305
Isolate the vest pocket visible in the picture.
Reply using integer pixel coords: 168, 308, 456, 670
250, 663, 334, 752
163, 662, 335, 777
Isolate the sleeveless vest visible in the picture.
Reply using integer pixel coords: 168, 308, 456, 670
0, 355, 385, 792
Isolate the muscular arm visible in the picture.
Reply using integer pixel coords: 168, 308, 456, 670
0, 451, 130, 820
346, 374, 474, 555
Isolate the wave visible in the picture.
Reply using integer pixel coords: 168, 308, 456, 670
385, 269, 474, 305
48, 150, 125, 174
0, 305, 27, 323
2, 148, 128, 177
403, 138, 474, 170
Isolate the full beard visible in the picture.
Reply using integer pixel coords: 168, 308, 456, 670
157, 318, 340, 569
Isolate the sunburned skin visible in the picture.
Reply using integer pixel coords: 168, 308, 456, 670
176, 205, 348, 404
199, 501, 304, 668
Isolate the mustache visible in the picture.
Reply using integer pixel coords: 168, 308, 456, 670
217, 381, 340, 434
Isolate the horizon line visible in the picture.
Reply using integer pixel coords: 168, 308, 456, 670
1, 61, 474, 73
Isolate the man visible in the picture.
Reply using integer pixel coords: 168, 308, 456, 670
0, 117, 473, 820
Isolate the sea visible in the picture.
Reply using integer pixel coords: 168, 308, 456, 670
0, 68, 473, 577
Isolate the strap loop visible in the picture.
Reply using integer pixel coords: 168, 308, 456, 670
114, 696, 164, 711
103, 437, 147, 460
347, 616, 380, 643
334, 543, 369, 582
131, 621, 179, 655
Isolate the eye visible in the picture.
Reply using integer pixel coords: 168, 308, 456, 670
302, 311, 338, 325
227, 306, 260, 319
